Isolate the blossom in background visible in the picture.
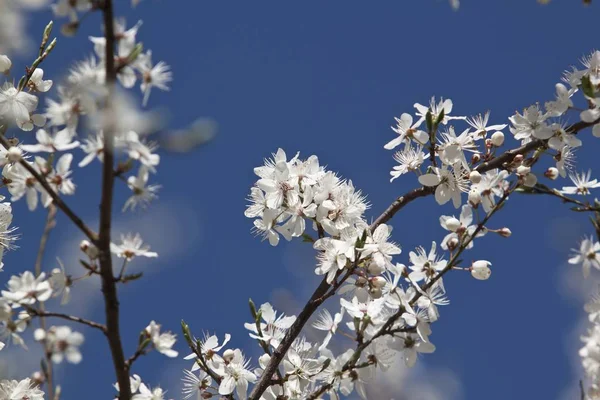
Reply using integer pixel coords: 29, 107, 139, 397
35, 325, 84, 364
145, 320, 178, 358
569, 237, 600, 278
110, 233, 158, 260
1, 271, 52, 305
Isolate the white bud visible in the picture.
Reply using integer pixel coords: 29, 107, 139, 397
370, 276, 387, 289
7, 146, 21, 162
471, 260, 492, 280
223, 349, 235, 362
498, 227, 512, 237
468, 189, 482, 207
469, 170, 482, 184
447, 237, 459, 251
445, 217, 461, 232
544, 167, 559, 180
491, 131, 504, 147
34, 328, 46, 341
0, 55, 11, 75
31, 371, 44, 385
367, 262, 385, 276
523, 173, 537, 187
370, 288, 383, 299
516, 165, 531, 176
80, 240, 99, 259
258, 353, 271, 369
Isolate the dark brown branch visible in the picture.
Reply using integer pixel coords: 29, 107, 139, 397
97, 2, 130, 399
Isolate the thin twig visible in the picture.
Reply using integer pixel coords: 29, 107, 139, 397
25, 306, 107, 333
34, 205, 57, 400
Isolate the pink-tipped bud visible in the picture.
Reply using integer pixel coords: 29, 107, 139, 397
447, 237, 459, 251
471, 153, 481, 164
544, 167, 559, 180
370, 276, 387, 289
498, 227, 512, 238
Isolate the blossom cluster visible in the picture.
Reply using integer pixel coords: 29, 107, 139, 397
219, 49, 600, 399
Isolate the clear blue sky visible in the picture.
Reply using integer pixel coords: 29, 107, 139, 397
9, 1, 599, 399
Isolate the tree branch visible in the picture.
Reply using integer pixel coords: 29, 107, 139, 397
25, 307, 107, 333
97, 2, 130, 399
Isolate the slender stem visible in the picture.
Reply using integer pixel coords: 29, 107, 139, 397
34, 205, 57, 400
35, 205, 57, 276
97, 1, 130, 399
25, 306, 107, 333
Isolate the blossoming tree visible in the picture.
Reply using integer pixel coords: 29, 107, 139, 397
0, 1, 599, 400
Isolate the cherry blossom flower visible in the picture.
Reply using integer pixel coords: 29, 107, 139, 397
313, 308, 344, 350
181, 369, 212, 400
27, 68, 53, 93
466, 111, 506, 140
509, 104, 553, 142
1, 271, 52, 305
145, 320, 178, 358
390, 143, 429, 182
214, 349, 257, 400
0, 82, 39, 130
244, 302, 295, 348
137, 51, 172, 106
569, 237, 600, 278
111, 233, 158, 260
37, 325, 84, 364
0, 378, 45, 400
561, 170, 600, 195
408, 242, 447, 283
389, 332, 435, 367
124, 166, 161, 212
20, 128, 80, 153
418, 164, 467, 208
384, 113, 428, 149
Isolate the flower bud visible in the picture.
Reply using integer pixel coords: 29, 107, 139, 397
367, 262, 385, 276
34, 328, 46, 341
355, 276, 368, 288
498, 227, 512, 237
513, 154, 524, 164
516, 165, 530, 176
485, 138, 493, 149
370, 288, 383, 299
544, 167, 559, 180
31, 371, 44, 385
370, 276, 387, 289
7, 147, 21, 162
223, 349, 235, 362
491, 131, 504, 147
523, 173, 537, 188
80, 240, 99, 259
471, 153, 481, 164
447, 237, 459, 251
471, 260, 492, 280
469, 170, 482, 184
468, 189, 482, 207
258, 353, 271, 369
445, 217, 461, 232
0, 55, 11, 75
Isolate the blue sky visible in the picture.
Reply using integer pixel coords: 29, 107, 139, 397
6, 1, 600, 399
